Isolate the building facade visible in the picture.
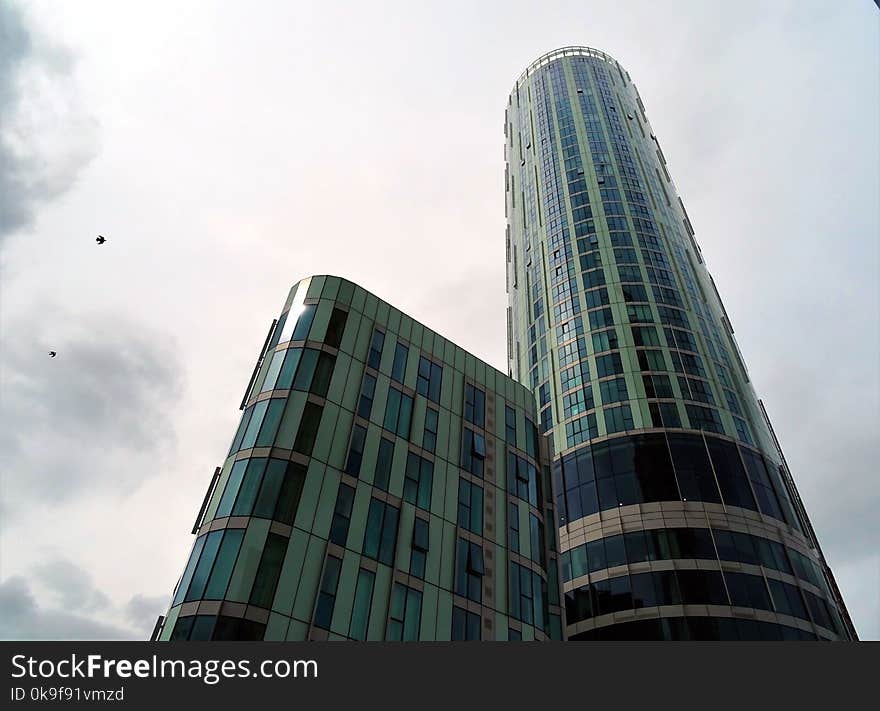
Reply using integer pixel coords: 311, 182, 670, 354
504, 46, 856, 640
158, 275, 563, 641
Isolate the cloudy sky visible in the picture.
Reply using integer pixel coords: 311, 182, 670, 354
0, 0, 877, 640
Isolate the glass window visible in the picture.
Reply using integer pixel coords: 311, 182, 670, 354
403, 452, 433, 510
240, 400, 269, 451
599, 377, 628, 404
357, 373, 376, 420
363, 499, 399, 566
386, 583, 422, 641
184, 531, 223, 602
508, 501, 520, 552
451, 607, 481, 641
259, 350, 286, 393
324, 308, 348, 349
345, 424, 367, 477
367, 329, 385, 370
505, 405, 517, 445
464, 383, 485, 427
348, 568, 375, 641
202, 529, 244, 600
249, 532, 287, 608
231, 458, 268, 517
255, 399, 285, 448
416, 356, 443, 403
275, 348, 302, 390
383, 387, 413, 439
374, 438, 394, 491
293, 402, 323, 456
596, 353, 624, 378
313, 555, 342, 629
291, 304, 316, 341
455, 538, 484, 603
422, 407, 438, 453
529, 513, 545, 566
461, 429, 486, 477
271, 461, 307, 525
604, 404, 634, 434
215, 459, 248, 519
457, 479, 484, 534
410, 519, 429, 579
392, 342, 409, 383
329, 484, 355, 546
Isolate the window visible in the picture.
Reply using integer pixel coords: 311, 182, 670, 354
410, 519, 429, 579
604, 404, 634, 434
201, 529, 244, 600
345, 425, 367, 476
649, 402, 681, 428
291, 304, 316, 341
422, 407, 438, 453
461, 429, 486, 477
508, 451, 538, 507
293, 402, 323, 455
599, 377, 628, 404
596, 352, 624, 378
638, 349, 667, 372
313, 555, 342, 629
367, 329, 384, 370
324, 308, 348, 349
229, 458, 272, 517
329, 484, 355, 546
249, 532, 287, 608
455, 538, 485, 603
643, 373, 673, 398
363, 499, 399, 565
386, 583, 422, 641
357, 373, 376, 420
392, 342, 409, 383
457, 479, 484, 534
632, 326, 660, 347
464, 383, 486, 427
383, 387, 413, 439
505, 406, 517, 445
509, 501, 520, 552
403, 452, 433, 510
253, 459, 306, 524
529, 513, 545, 566
416, 356, 443, 402
451, 607, 481, 641
348, 568, 375, 641
685, 404, 724, 434
374, 438, 394, 491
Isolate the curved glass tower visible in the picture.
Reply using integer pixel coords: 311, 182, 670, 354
504, 47, 856, 640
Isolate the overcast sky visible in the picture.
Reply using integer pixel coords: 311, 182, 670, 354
0, 0, 877, 641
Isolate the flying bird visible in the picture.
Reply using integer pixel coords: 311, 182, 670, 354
96, 235, 106, 244
49, 351, 57, 358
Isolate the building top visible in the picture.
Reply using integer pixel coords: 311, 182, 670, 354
280, 274, 538, 410
513, 45, 629, 93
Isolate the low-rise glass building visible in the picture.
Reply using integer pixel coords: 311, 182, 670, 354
158, 275, 563, 641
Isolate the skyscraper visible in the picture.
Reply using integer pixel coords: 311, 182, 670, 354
157, 275, 563, 641
504, 46, 856, 640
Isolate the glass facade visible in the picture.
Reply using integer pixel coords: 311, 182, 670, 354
159, 275, 563, 641
505, 46, 856, 640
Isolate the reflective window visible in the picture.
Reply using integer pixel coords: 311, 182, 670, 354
417, 357, 443, 403
383, 387, 413, 439
391, 342, 409, 383
403, 452, 433, 510
464, 383, 486, 427
345, 425, 367, 477
348, 568, 375, 641
363, 499, 399, 566
374, 438, 394, 492
461, 428, 486, 477
313, 555, 342, 629
357, 373, 376, 420
455, 538, 484, 603
386, 583, 422, 641
329, 484, 355, 546
410, 519, 429, 579
249, 532, 287, 608
457, 479, 484, 534
422, 407, 438, 453
367, 328, 385, 370
451, 607, 481, 641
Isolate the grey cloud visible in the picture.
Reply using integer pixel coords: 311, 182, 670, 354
0, 304, 183, 511
0, 575, 135, 641
124, 593, 170, 634
33, 558, 111, 613
0, 1, 99, 242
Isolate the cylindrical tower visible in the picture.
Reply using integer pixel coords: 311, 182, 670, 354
504, 46, 856, 640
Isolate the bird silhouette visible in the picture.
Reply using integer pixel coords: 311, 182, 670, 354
49, 351, 57, 358
96, 235, 106, 244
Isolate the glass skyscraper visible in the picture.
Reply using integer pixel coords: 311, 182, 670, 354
157, 276, 563, 641
505, 46, 856, 640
